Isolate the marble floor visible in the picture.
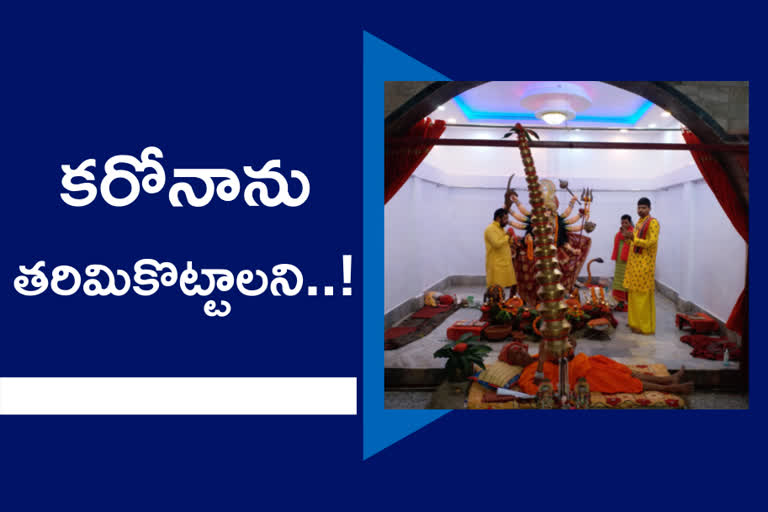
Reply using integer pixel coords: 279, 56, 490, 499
385, 285, 739, 371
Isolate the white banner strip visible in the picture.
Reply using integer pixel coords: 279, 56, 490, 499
0, 377, 357, 415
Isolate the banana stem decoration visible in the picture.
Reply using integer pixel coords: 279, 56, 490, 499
510, 124, 571, 364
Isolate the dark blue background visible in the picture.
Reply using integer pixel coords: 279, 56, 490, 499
2, 6, 361, 377
1, 3, 763, 510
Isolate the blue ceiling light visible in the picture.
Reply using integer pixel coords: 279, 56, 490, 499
453, 94, 654, 126
454, 95, 537, 120
625, 100, 654, 124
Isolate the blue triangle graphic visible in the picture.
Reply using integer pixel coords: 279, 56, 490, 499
362, 31, 450, 460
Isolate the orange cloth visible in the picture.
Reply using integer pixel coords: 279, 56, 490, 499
526, 234, 534, 260
518, 353, 642, 395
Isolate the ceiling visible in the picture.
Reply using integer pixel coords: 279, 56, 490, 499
417, 81, 695, 187
430, 81, 681, 128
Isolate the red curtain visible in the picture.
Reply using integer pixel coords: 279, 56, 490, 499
385, 118, 446, 204
736, 154, 749, 178
682, 129, 748, 334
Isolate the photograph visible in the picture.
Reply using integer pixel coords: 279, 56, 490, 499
384, 81, 748, 410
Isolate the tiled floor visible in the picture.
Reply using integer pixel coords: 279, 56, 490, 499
686, 392, 748, 409
384, 390, 748, 410
385, 285, 738, 371
384, 391, 433, 409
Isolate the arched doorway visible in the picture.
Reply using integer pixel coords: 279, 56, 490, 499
384, 81, 749, 391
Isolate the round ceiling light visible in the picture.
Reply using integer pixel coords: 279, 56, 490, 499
520, 82, 592, 125
540, 111, 569, 125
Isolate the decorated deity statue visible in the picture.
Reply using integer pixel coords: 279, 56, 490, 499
506, 178, 586, 254
504, 175, 596, 307
536, 379, 554, 409
574, 377, 590, 409
483, 284, 505, 307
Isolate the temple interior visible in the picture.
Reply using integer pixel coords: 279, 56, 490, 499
384, 81, 748, 410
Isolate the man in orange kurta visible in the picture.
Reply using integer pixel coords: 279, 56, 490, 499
517, 351, 692, 395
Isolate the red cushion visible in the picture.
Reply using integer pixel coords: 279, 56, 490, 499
384, 326, 418, 340
412, 306, 451, 319
447, 321, 487, 341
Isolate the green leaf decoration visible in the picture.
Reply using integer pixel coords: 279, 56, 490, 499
433, 346, 453, 358
527, 129, 540, 140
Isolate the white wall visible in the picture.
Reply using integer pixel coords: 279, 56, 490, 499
385, 178, 420, 311
385, 178, 502, 311
385, 178, 656, 312
386, 176, 747, 323
654, 184, 686, 294
655, 180, 746, 322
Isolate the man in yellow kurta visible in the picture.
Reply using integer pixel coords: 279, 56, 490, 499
485, 208, 517, 298
623, 197, 660, 335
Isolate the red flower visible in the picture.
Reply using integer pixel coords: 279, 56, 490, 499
665, 399, 680, 407
636, 398, 651, 406
606, 397, 621, 406
453, 343, 468, 353
522, 311, 530, 319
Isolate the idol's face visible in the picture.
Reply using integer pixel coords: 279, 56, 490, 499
637, 204, 650, 218
621, 218, 631, 230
